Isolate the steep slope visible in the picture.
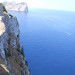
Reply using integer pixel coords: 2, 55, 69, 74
0, 3, 30, 75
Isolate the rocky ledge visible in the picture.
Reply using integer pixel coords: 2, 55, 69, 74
0, 3, 30, 75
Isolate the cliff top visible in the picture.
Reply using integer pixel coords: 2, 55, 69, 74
0, 3, 7, 15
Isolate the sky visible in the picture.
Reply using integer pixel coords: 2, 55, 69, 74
0, 0, 75, 11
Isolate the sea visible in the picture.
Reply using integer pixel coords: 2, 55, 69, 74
9, 9, 75, 75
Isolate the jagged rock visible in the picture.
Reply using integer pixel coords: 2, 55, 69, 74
0, 3, 30, 75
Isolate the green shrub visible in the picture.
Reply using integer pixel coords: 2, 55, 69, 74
3, 5, 7, 13
9, 14, 13, 18
25, 60, 28, 66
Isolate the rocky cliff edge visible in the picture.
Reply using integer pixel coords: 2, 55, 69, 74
0, 3, 30, 75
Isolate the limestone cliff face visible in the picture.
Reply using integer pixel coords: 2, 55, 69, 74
0, 4, 30, 75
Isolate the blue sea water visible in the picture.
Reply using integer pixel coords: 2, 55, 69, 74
9, 9, 75, 75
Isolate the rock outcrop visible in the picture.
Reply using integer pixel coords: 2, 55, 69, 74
0, 3, 30, 75
3, 2, 28, 13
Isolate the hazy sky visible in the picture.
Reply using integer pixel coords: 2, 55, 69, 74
0, 0, 75, 11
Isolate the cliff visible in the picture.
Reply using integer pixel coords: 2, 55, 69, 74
0, 3, 30, 75
3, 2, 28, 12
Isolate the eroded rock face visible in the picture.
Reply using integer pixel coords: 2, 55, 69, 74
0, 4, 30, 75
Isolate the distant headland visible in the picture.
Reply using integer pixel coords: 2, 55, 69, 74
3, 1, 28, 13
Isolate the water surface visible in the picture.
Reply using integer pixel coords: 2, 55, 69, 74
9, 9, 75, 75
